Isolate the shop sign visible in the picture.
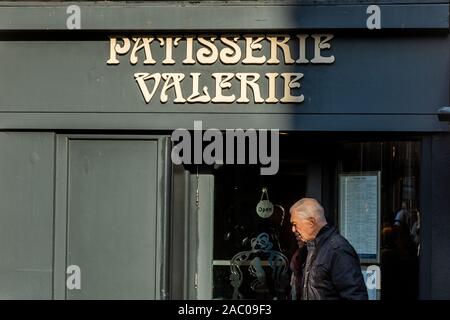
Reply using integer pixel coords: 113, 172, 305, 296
107, 34, 335, 104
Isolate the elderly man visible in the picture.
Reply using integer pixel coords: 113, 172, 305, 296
290, 198, 368, 300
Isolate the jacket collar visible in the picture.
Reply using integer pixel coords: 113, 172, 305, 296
308, 224, 336, 249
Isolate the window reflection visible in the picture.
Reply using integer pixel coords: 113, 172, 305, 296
338, 141, 420, 300
213, 164, 305, 299
212, 139, 420, 300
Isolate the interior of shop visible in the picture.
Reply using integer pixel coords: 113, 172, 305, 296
210, 133, 421, 300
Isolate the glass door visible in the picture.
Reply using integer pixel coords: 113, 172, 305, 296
211, 160, 320, 300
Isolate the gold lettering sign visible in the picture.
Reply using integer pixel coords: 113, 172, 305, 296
106, 34, 335, 104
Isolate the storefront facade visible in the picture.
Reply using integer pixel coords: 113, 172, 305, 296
0, 0, 449, 299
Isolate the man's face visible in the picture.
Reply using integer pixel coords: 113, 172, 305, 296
290, 209, 316, 242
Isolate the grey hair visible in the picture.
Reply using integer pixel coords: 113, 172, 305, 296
290, 198, 326, 222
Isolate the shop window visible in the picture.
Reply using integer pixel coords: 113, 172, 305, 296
211, 137, 420, 300
338, 141, 420, 300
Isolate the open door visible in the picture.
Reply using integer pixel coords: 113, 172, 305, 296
211, 158, 322, 300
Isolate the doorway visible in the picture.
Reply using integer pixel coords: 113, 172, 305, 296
211, 146, 324, 299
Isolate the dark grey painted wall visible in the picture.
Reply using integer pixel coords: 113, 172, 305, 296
0, 2, 448, 131
0, 133, 171, 299
0, 35, 448, 115
0, 33, 448, 131
0, 2, 448, 31
430, 133, 450, 299
0, 1, 449, 299
0, 132, 55, 299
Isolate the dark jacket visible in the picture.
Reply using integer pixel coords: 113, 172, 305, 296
300, 225, 368, 300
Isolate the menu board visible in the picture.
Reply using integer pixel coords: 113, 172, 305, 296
339, 172, 380, 263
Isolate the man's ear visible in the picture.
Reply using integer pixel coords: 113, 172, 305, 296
308, 217, 316, 226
